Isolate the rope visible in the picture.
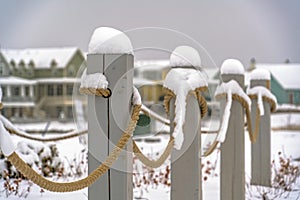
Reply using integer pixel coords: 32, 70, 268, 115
79, 87, 111, 98
132, 137, 174, 168
248, 94, 277, 113
6, 127, 87, 142
163, 86, 208, 118
7, 104, 141, 192
141, 104, 170, 126
247, 94, 277, 143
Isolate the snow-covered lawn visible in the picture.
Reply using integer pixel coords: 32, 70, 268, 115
1, 113, 300, 199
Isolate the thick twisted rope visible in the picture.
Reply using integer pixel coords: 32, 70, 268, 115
7, 104, 141, 192
203, 93, 276, 156
247, 94, 276, 143
79, 87, 111, 98
163, 86, 208, 118
133, 136, 174, 168
6, 127, 87, 142
202, 93, 251, 156
216, 93, 257, 141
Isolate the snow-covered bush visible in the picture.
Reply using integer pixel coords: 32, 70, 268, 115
246, 151, 300, 199
0, 141, 65, 179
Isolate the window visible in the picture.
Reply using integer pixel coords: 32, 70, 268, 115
1, 86, 5, 97
0, 63, 3, 75
289, 92, 294, 104
12, 86, 20, 96
25, 86, 30, 96
67, 85, 73, 95
48, 85, 54, 96
68, 65, 75, 76
57, 85, 63, 96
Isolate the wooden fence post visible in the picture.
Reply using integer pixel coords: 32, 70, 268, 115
220, 73, 245, 200
170, 94, 202, 200
87, 53, 133, 200
250, 78, 271, 187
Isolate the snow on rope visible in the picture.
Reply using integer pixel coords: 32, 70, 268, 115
79, 68, 111, 97
247, 86, 277, 115
88, 27, 133, 54
164, 46, 208, 150
214, 80, 251, 143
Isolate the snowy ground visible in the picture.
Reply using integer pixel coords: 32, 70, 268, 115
1, 113, 300, 199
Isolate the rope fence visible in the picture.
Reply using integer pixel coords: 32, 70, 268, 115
0, 72, 278, 193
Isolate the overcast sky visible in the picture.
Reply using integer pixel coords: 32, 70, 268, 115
0, 0, 300, 67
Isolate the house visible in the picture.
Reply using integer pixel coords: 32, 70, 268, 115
255, 64, 300, 105
0, 47, 86, 120
134, 60, 170, 105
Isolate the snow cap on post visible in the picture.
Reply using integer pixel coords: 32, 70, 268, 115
170, 45, 201, 68
250, 68, 271, 81
88, 27, 133, 55
220, 59, 245, 75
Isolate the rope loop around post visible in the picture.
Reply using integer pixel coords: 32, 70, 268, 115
247, 94, 277, 143
163, 86, 208, 118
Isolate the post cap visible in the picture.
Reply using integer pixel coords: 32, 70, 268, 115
88, 27, 133, 55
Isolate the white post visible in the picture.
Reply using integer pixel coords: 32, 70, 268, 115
7, 85, 11, 97
21, 86, 25, 97
220, 74, 245, 200
29, 85, 34, 97
170, 94, 202, 200
87, 53, 133, 200
250, 79, 271, 187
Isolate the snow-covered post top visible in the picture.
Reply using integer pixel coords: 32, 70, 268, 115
220, 58, 245, 87
169, 45, 201, 69
88, 27, 133, 55
249, 68, 271, 89
164, 45, 207, 150
81, 27, 134, 91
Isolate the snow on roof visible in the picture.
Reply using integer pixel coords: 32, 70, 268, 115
2, 47, 79, 69
88, 27, 133, 54
3, 102, 35, 107
256, 64, 300, 89
169, 46, 201, 68
250, 68, 271, 81
134, 60, 170, 71
36, 77, 80, 84
0, 76, 36, 85
220, 59, 245, 75
133, 77, 158, 86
